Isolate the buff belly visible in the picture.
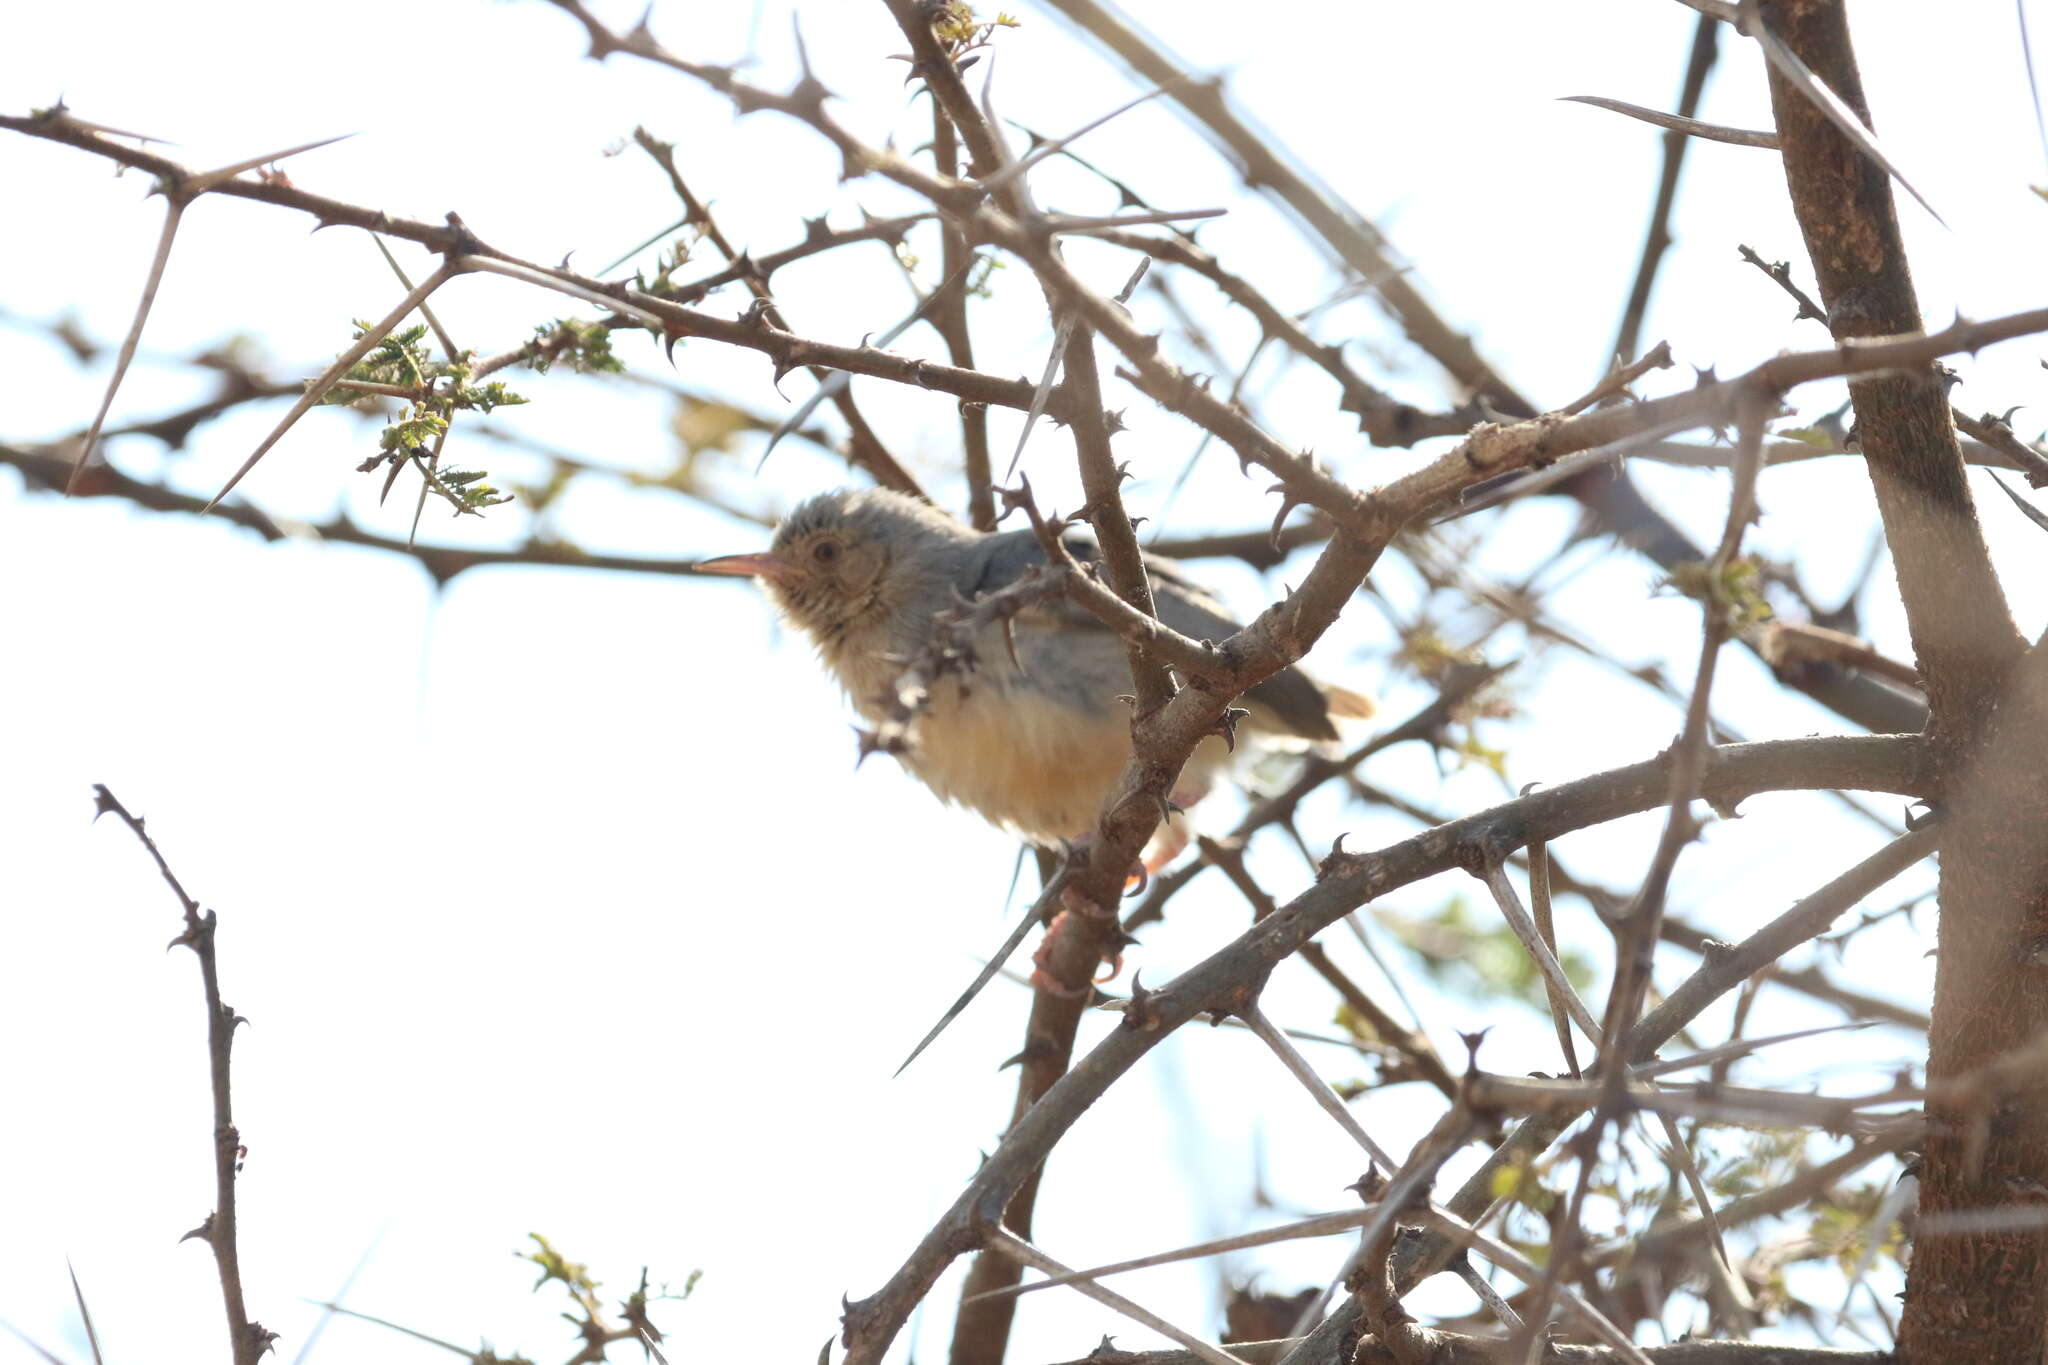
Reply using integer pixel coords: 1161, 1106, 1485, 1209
880, 671, 1225, 845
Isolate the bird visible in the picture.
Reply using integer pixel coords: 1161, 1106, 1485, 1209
691, 486, 1373, 856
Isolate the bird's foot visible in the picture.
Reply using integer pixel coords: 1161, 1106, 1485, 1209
1055, 836, 1128, 920
1064, 878, 1124, 921
1029, 911, 1091, 998
1028, 909, 1127, 998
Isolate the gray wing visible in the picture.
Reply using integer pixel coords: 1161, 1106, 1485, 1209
966, 530, 1339, 742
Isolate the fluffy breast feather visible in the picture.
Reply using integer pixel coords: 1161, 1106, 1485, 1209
902, 670, 1133, 843
820, 608, 1256, 846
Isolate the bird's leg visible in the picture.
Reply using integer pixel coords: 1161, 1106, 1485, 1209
1029, 924, 1127, 998
1029, 834, 1135, 998
1049, 834, 1129, 919
1030, 771, 1212, 998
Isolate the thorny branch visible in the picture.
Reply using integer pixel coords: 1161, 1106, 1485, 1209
840, 732, 1926, 1363
10, 5, 2034, 1362
90, 786, 274, 1365
628, 126, 925, 500
1039, 0, 1934, 742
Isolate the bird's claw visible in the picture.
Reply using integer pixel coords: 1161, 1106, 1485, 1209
1028, 966, 1092, 999
1030, 910, 1094, 998
1030, 908, 1127, 998
1061, 877, 1121, 921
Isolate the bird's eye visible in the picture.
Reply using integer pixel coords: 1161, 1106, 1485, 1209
812, 540, 841, 564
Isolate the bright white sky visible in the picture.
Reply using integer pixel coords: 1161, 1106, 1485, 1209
4, 2, 2046, 1362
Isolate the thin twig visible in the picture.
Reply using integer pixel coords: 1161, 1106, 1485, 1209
1478, 862, 1604, 1046
1242, 1006, 1398, 1169
91, 786, 271, 1365
983, 1230, 1251, 1365
964, 1209, 1376, 1304
1527, 830, 1579, 1077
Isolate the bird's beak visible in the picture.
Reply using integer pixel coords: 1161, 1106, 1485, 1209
690, 551, 796, 584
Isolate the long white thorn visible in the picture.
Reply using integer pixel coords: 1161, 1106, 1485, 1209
203, 261, 461, 513
67, 199, 188, 493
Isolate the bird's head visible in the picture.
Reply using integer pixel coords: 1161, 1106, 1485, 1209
691, 487, 969, 649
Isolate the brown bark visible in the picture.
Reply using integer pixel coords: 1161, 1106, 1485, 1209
1064, 1337, 1891, 1365
1760, 0, 2020, 748
1761, 2, 2048, 1357
947, 851, 1109, 1365
1902, 642, 2048, 1359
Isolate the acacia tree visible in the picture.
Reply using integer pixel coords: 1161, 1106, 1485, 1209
8, 1, 2048, 1362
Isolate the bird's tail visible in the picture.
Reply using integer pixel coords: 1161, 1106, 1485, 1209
1322, 683, 1378, 721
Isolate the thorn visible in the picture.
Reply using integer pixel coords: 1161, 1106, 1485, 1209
1473, 393, 1513, 424
1345, 1167, 1388, 1201
789, 15, 834, 107
1121, 973, 1160, 1031
1705, 792, 1744, 820
852, 726, 885, 766
183, 131, 358, 196
1316, 833, 1366, 883
1112, 256, 1153, 306
442, 211, 482, 257
996, 476, 1035, 523
1268, 488, 1301, 554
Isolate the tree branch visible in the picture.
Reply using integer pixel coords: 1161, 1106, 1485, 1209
841, 734, 1925, 1363
1762, 0, 2022, 750
91, 786, 274, 1365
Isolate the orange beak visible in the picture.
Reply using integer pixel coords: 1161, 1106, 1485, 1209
690, 551, 796, 584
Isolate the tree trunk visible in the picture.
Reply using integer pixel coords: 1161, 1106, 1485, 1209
1904, 646, 2048, 1358
1761, 1, 2048, 1357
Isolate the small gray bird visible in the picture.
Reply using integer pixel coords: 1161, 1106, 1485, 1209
693, 487, 1373, 851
